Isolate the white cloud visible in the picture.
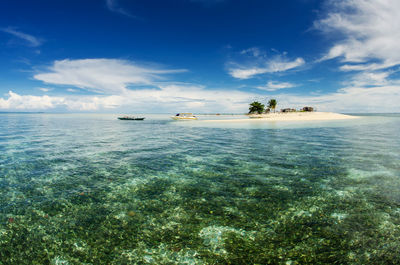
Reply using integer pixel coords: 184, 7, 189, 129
240, 47, 263, 57
1, 27, 42, 47
0, 84, 258, 113
257, 81, 297, 91
339, 62, 394, 72
106, 0, 136, 18
309, 0, 400, 113
229, 68, 267, 80
34, 58, 187, 94
228, 56, 305, 79
28, 58, 256, 112
347, 71, 391, 87
0, 91, 63, 110
277, 84, 400, 113
267, 57, 305, 73
3, 80, 399, 113
38, 87, 53, 92
315, 0, 400, 70
5, 49, 395, 113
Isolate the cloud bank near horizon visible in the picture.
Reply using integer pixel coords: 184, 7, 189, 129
2, 82, 399, 113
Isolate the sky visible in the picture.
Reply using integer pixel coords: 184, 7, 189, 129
0, 0, 400, 113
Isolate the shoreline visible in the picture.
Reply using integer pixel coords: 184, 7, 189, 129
199, 112, 359, 122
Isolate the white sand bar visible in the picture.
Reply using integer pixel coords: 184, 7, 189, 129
201, 112, 359, 122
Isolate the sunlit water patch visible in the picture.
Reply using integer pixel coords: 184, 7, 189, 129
1, 113, 400, 264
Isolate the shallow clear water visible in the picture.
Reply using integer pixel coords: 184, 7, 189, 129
1, 113, 400, 264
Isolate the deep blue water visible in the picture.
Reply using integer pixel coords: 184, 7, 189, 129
1, 113, 400, 264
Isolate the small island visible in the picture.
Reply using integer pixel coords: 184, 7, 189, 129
244, 99, 358, 121
199, 99, 359, 123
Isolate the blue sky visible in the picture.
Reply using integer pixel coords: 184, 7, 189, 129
1, 0, 399, 113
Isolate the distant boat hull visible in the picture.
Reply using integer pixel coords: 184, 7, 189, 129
171, 113, 198, 120
171, 116, 197, 120
118, 117, 145, 120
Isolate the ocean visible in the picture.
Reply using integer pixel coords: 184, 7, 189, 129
1, 113, 399, 264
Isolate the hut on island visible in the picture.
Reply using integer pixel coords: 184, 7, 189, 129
281, 108, 296, 113
302, 106, 314, 112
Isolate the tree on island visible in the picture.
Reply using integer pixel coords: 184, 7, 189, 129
248, 101, 265, 114
268, 99, 277, 113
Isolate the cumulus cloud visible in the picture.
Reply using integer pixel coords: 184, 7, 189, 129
257, 81, 297, 91
0, 27, 42, 47
0, 91, 64, 110
315, 0, 400, 70
228, 56, 305, 79
34, 59, 187, 94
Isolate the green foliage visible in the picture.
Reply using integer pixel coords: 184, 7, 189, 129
248, 101, 265, 114
268, 99, 277, 113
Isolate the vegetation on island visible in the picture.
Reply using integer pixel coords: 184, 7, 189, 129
248, 99, 277, 114
248, 100, 316, 114
268, 99, 277, 113
248, 101, 265, 114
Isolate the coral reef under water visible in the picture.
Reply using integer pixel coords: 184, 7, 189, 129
1, 114, 400, 264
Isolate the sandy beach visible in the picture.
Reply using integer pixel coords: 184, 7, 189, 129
201, 112, 359, 122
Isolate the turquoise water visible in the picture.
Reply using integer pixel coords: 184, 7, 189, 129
1, 113, 400, 264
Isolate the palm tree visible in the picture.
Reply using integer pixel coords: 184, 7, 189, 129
268, 99, 277, 113
248, 101, 265, 114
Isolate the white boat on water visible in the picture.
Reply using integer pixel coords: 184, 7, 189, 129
171, 113, 198, 120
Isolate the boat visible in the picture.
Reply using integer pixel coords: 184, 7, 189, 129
171, 113, 197, 120
118, 116, 145, 120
